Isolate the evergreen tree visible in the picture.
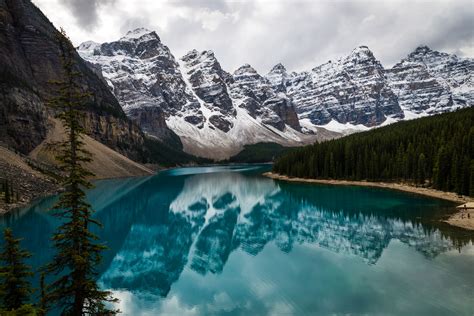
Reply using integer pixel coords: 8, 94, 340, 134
0, 228, 33, 311
37, 272, 47, 316
44, 28, 118, 315
417, 153, 427, 185
329, 152, 336, 179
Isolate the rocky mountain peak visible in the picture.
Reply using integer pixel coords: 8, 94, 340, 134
180, 48, 235, 125
201, 50, 215, 58
270, 63, 287, 73
121, 27, 159, 41
229, 63, 302, 132
77, 41, 100, 53
410, 45, 433, 56
91, 28, 167, 60
232, 64, 264, 91
182, 49, 217, 67
182, 49, 200, 60
181, 49, 232, 83
234, 63, 259, 76
78, 28, 202, 136
348, 45, 376, 61
405, 45, 453, 64
266, 63, 289, 93
398, 45, 473, 109
288, 45, 401, 127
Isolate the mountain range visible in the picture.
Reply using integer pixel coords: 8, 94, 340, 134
0, 0, 472, 165
78, 28, 473, 159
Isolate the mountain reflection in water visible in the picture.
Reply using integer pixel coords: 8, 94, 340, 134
3, 165, 473, 315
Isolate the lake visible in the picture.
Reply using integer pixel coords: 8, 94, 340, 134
2, 165, 474, 315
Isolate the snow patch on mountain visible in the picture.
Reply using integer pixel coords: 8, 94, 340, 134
315, 119, 370, 134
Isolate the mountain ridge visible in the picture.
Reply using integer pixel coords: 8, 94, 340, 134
79, 29, 335, 159
78, 29, 473, 159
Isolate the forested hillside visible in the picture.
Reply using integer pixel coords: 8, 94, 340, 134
273, 107, 474, 196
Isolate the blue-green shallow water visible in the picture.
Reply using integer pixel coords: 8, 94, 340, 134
2, 165, 474, 315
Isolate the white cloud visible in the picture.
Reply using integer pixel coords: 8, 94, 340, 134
362, 14, 375, 24
33, 0, 474, 74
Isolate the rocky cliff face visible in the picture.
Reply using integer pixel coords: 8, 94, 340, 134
407, 46, 473, 102
387, 60, 453, 114
387, 45, 473, 115
0, 0, 147, 160
281, 46, 403, 126
230, 63, 302, 131
180, 49, 235, 132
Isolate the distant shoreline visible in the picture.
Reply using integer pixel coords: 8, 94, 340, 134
263, 172, 474, 231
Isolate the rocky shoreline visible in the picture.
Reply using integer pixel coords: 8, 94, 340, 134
263, 172, 474, 231
0, 147, 61, 214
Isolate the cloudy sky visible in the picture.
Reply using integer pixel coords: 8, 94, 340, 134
33, 0, 473, 74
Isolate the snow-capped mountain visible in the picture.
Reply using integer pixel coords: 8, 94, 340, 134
279, 46, 403, 127
79, 29, 331, 159
387, 45, 472, 116
77, 28, 201, 144
78, 29, 473, 159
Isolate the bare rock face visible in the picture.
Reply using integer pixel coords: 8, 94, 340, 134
127, 106, 181, 146
387, 45, 473, 114
407, 46, 473, 98
230, 64, 302, 132
0, 0, 146, 160
180, 50, 234, 111
180, 50, 235, 132
0, 87, 46, 152
209, 115, 233, 132
387, 60, 453, 114
282, 46, 403, 126
262, 97, 301, 131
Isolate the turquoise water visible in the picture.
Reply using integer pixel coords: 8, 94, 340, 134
2, 165, 474, 315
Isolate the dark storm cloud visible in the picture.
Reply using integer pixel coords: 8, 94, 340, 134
62, 0, 116, 30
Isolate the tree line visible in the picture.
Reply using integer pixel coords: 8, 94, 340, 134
0, 29, 117, 315
273, 107, 474, 197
